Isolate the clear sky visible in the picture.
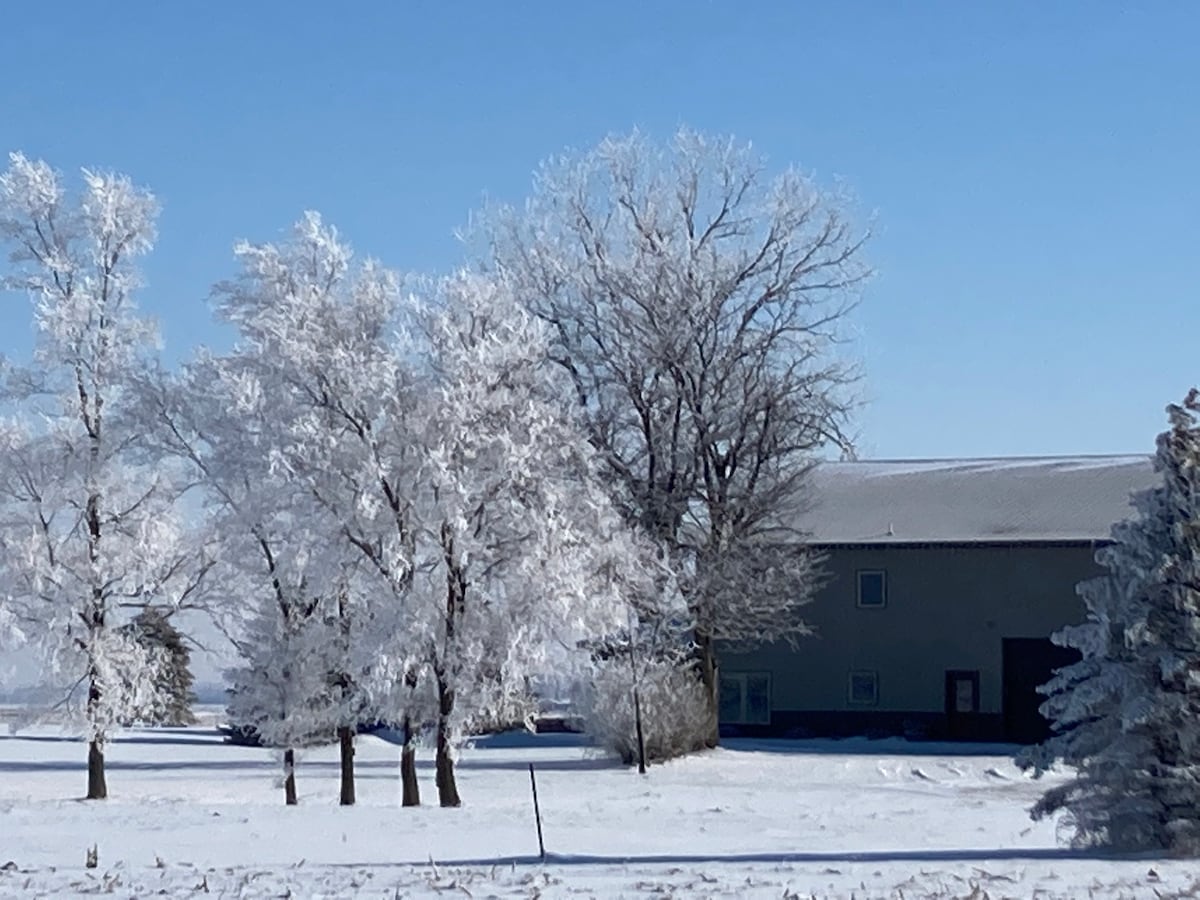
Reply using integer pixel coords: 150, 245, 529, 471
0, 1, 1195, 460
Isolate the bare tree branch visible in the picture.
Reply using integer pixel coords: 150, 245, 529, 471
474, 127, 872, 742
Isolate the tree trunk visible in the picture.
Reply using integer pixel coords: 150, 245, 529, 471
435, 728, 459, 808
333, 589, 357, 808
283, 748, 298, 806
696, 632, 720, 749
338, 726, 356, 806
86, 738, 107, 800
84, 480, 108, 800
435, 524, 465, 808
434, 674, 460, 807
400, 716, 420, 807
85, 675, 107, 800
633, 686, 648, 774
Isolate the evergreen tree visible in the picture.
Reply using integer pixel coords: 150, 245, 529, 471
1022, 389, 1200, 854
122, 608, 198, 727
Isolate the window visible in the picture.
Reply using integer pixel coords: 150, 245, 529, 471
945, 669, 980, 714
848, 670, 879, 706
719, 672, 771, 724
954, 677, 975, 712
856, 569, 887, 608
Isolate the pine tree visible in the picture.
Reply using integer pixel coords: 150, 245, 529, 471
122, 608, 197, 726
1022, 389, 1200, 854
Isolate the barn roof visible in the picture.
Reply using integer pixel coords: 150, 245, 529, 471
786, 455, 1157, 546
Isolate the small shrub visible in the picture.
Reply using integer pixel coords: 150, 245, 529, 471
581, 656, 711, 766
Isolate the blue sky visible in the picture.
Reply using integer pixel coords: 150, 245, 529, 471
0, 1, 1195, 459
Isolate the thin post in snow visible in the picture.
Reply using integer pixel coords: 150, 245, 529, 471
633, 687, 647, 775
626, 605, 648, 775
528, 763, 546, 860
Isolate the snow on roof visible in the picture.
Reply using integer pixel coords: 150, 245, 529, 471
784, 455, 1157, 545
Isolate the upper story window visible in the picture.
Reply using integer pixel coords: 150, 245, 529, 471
857, 569, 887, 608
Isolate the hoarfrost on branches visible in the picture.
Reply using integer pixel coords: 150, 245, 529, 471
473, 127, 869, 746
152, 214, 403, 804
208, 214, 649, 806
0, 153, 210, 799
411, 272, 642, 802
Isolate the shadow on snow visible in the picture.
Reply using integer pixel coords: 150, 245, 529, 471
0, 731, 227, 748
721, 737, 1027, 758
2, 728, 1026, 759
337, 847, 1150, 869
0, 757, 618, 775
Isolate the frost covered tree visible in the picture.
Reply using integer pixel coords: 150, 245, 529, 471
473, 128, 868, 746
0, 603, 23, 649
119, 607, 197, 726
0, 598, 27, 694
209, 213, 422, 805
202, 426, 347, 808
410, 273, 639, 804
212, 214, 650, 807
141, 271, 375, 806
1022, 390, 1200, 854
0, 153, 210, 799
225, 592, 339, 805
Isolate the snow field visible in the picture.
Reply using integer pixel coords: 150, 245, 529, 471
0, 726, 1195, 898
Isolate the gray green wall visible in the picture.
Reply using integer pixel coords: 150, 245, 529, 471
719, 542, 1101, 718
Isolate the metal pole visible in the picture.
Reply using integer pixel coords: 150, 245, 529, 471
528, 763, 546, 860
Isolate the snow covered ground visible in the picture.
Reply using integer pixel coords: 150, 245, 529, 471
0, 723, 1193, 898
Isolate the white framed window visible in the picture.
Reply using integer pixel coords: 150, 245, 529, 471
719, 671, 771, 725
848, 670, 879, 706
856, 569, 887, 608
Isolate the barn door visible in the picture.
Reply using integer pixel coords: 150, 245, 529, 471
1002, 637, 1080, 743
944, 669, 980, 739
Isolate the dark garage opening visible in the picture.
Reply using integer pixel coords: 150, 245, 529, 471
1002, 637, 1081, 744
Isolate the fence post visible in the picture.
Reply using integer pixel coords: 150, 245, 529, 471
633, 687, 647, 774
528, 763, 546, 860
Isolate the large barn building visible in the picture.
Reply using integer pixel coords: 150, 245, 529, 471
717, 455, 1159, 743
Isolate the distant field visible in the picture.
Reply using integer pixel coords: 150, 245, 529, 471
0, 705, 43, 726
0, 726, 1192, 898
0, 703, 227, 728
